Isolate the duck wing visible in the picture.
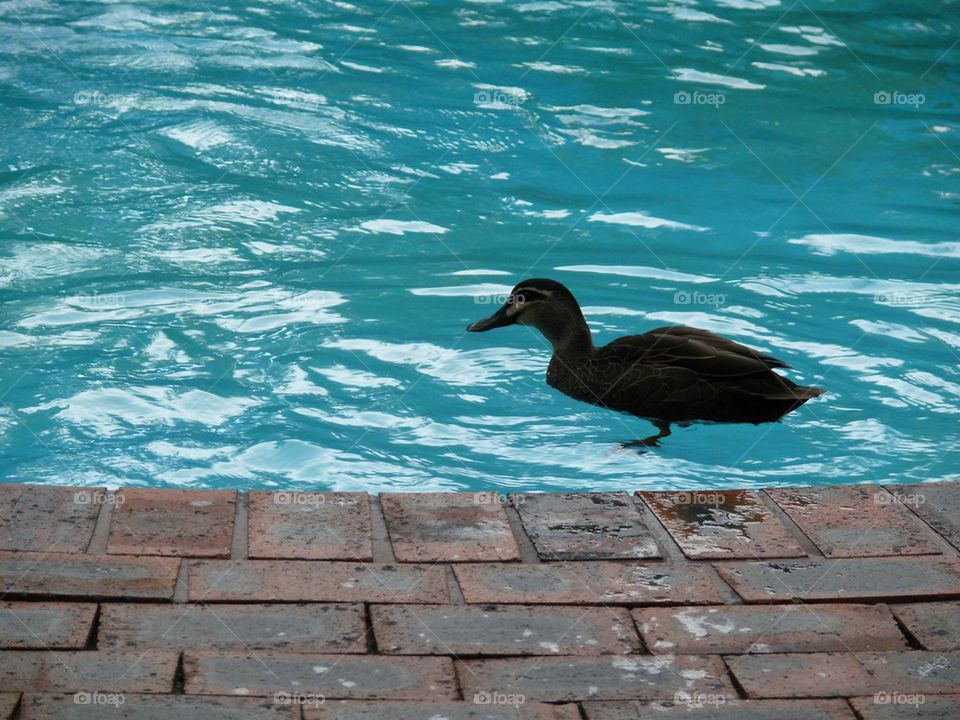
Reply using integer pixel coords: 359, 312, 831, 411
586, 328, 821, 422
599, 326, 787, 379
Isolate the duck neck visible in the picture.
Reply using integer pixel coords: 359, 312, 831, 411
540, 308, 594, 356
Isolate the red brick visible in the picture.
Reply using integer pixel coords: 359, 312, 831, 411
381, 493, 520, 562
728, 650, 960, 698
851, 693, 960, 719
514, 493, 660, 560
0, 551, 179, 600
767, 486, 942, 557
19, 693, 293, 719
371, 604, 638, 655
189, 560, 448, 603
640, 490, 806, 560
887, 482, 960, 552
0, 694, 15, 720
714, 557, 960, 603
454, 562, 727, 605
108, 488, 235, 557
633, 603, 908, 655
305, 700, 580, 719
0, 601, 96, 649
459, 655, 734, 702
583, 699, 855, 719
248, 491, 372, 561
0, 650, 177, 693
184, 652, 456, 700
99, 603, 365, 653
890, 602, 960, 651
0, 484, 103, 553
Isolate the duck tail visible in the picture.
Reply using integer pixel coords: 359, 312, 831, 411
792, 385, 825, 400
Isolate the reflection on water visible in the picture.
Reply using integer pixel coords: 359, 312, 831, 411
0, 0, 957, 490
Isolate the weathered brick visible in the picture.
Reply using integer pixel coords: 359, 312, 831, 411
0, 551, 179, 600
890, 602, 960, 651
248, 491, 372, 561
108, 488, 236, 557
184, 652, 456, 700
513, 493, 659, 560
454, 562, 727, 605
887, 482, 960, 552
372, 604, 638, 655
189, 560, 448, 603
767, 486, 942, 557
19, 693, 292, 720
0, 601, 96, 649
381, 493, 520, 562
715, 557, 960, 603
99, 603, 365, 653
729, 650, 960, 698
0, 484, 103, 553
0, 650, 177, 693
459, 656, 734, 702
851, 694, 960, 719
0, 694, 16, 720
304, 700, 580, 720
633, 603, 908, 654
583, 699, 855, 719
639, 490, 806, 560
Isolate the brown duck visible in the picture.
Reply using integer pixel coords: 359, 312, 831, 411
467, 278, 824, 445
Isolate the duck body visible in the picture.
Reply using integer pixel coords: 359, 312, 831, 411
468, 278, 823, 431
547, 326, 822, 425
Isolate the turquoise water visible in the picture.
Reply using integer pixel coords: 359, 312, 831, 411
1, 0, 958, 492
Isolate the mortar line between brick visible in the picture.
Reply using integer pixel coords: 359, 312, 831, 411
887, 604, 928, 650
85, 492, 116, 554
230, 492, 248, 561
444, 566, 466, 605
881, 484, 960, 560
503, 501, 540, 563
369, 495, 396, 564
846, 697, 867, 720
173, 560, 189, 603
629, 493, 685, 563
720, 654, 750, 700
757, 490, 824, 558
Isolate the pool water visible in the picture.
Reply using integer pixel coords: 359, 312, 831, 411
0, 0, 957, 492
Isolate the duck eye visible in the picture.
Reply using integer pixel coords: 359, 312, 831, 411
509, 293, 525, 305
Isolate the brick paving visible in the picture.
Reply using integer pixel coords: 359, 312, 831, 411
0, 482, 956, 718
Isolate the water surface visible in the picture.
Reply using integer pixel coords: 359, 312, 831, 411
1, 0, 958, 491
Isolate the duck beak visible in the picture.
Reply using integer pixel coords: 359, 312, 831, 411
467, 304, 516, 332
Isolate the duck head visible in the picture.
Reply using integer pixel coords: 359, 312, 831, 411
467, 278, 592, 352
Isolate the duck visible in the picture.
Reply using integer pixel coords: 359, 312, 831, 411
467, 278, 824, 445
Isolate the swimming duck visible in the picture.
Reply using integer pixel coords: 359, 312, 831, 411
467, 278, 824, 445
